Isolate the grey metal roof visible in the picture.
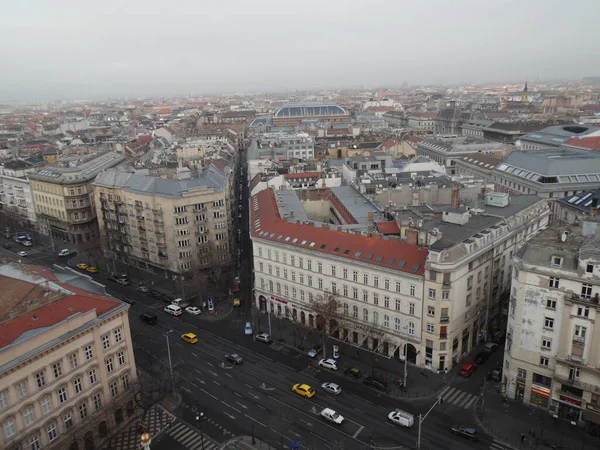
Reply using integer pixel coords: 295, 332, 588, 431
29, 152, 125, 183
329, 186, 382, 224
520, 124, 600, 146
93, 165, 227, 198
275, 190, 309, 223
557, 189, 600, 212
419, 137, 506, 153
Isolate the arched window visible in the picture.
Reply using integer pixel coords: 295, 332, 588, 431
363, 309, 369, 322
352, 305, 358, 318
394, 317, 401, 331
343, 303, 349, 316
373, 311, 379, 325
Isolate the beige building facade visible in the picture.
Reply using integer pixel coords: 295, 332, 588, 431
29, 152, 125, 244
0, 264, 137, 450
93, 165, 232, 275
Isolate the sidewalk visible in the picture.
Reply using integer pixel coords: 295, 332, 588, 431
475, 383, 600, 449
255, 311, 453, 400
219, 436, 273, 449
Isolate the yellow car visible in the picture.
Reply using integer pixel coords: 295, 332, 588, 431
292, 383, 315, 398
233, 298, 241, 307
181, 333, 199, 344
77, 263, 88, 270
86, 266, 98, 273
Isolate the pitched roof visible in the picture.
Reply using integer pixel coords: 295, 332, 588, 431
251, 189, 426, 276
564, 136, 600, 150
283, 171, 322, 180
407, 136, 423, 144
375, 221, 401, 235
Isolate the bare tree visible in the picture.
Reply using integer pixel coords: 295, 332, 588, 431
309, 291, 344, 359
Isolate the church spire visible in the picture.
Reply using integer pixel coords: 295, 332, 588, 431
524, 81, 528, 93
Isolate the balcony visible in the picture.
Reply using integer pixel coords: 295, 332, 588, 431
156, 241, 167, 247
137, 216, 145, 221
556, 375, 600, 394
156, 229, 165, 235
135, 203, 143, 210
566, 293, 600, 306
154, 219, 163, 225
173, 209, 188, 216
440, 315, 449, 323
439, 333, 448, 339
152, 208, 162, 214
138, 227, 146, 232
443, 281, 451, 287
196, 229, 209, 235
158, 252, 168, 259
194, 207, 207, 212
140, 237, 148, 244
573, 336, 586, 344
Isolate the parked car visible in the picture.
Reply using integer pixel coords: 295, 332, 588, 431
140, 313, 157, 325
321, 382, 342, 395
232, 277, 240, 293
255, 333, 273, 343
233, 298, 241, 307
451, 425, 478, 440
318, 358, 339, 371
244, 322, 253, 335
185, 306, 202, 315
22, 240, 32, 247
147, 290, 162, 298
17, 250, 27, 257
86, 266, 98, 273
224, 353, 243, 365
484, 342, 499, 353
320, 408, 344, 425
474, 352, 489, 364
344, 367, 362, 379
76, 263, 88, 270
117, 279, 130, 286
307, 347, 322, 358
459, 362, 478, 378
363, 376, 388, 392
490, 368, 502, 382
137, 286, 149, 293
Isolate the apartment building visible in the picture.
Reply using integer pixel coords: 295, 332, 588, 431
403, 193, 551, 371
29, 152, 125, 244
505, 217, 600, 430
0, 161, 37, 226
251, 187, 429, 366
93, 165, 232, 275
0, 264, 137, 450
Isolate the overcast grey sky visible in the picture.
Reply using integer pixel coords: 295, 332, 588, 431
1, 0, 598, 101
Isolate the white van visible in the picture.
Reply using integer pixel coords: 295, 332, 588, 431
388, 409, 414, 428
58, 249, 73, 257
164, 304, 182, 316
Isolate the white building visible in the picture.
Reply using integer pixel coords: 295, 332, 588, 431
0, 162, 37, 226
251, 187, 429, 366
504, 217, 600, 428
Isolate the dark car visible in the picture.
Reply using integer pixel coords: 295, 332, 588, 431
451, 425, 477, 440
344, 367, 362, 379
121, 297, 135, 305
160, 293, 175, 303
140, 313, 158, 325
474, 352, 489, 364
224, 353, 243, 364
106, 276, 119, 283
490, 368, 502, 382
363, 376, 388, 392
2, 243, 11, 249
147, 290, 162, 298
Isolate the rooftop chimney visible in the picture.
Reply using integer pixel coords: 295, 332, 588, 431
290, 210, 294, 218
591, 198, 598, 218
451, 185, 459, 209
367, 212, 374, 221
407, 228, 418, 246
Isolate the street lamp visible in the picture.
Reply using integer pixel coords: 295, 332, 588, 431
195, 411, 205, 450
165, 330, 175, 395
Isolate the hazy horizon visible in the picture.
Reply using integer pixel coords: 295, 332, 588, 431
1, 0, 599, 101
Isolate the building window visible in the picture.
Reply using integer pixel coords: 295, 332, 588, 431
307, 275, 312, 287
110, 380, 119, 397
352, 306, 358, 318
363, 309, 369, 322
384, 296, 390, 308
353, 271, 358, 282
292, 287, 297, 299
587, 264, 594, 274
428, 288, 436, 299
577, 306, 590, 317
41, 395, 52, 414
427, 323, 434, 333
58, 386, 68, 403
36, 370, 46, 388
0, 390, 8, 410
544, 317, 554, 329
442, 291, 449, 300
395, 299, 401, 311
331, 265, 337, 277
575, 325, 587, 341
546, 299, 556, 309
409, 303, 415, 315
70, 352, 78, 369
118, 351, 126, 366
30, 435, 41, 450
78, 402, 88, 419
89, 369, 97, 385
540, 356, 549, 367
363, 274, 369, 284
284, 285, 289, 296
300, 290, 305, 301
318, 262, 322, 273
106, 358, 114, 373
17, 380, 28, 399
373, 294, 379, 306
291, 272, 296, 282
23, 406, 34, 425
395, 281, 401, 293
318, 279, 323, 290
384, 279, 390, 290
276, 282, 281, 294
63, 413, 73, 430
343, 268, 348, 279
541, 338, 552, 350
551, 256, 562, 267
343, 303, 349, 315
114, 328, 123, 343
383, 315, 389, 328
283, 269, 287, 279
394, 317, 401, 331
74, 377, 83, 394
275, 267, 280, 277
352, 288, 358, 300
268, 265, 272, 275
343, 285, 348, 297
122, 374, 130, 389
410, 285, 416, 296
84, 344, 93, 360
48, 423, 57, 441
373, 276, 379, 287
427, 306, 435, 317
408, 322, 415, 335
93, 393, 102, 411
52, 361, 63, 378
363, 290, 368, 302
549, 277, 560, 289
3, 419, 16, 439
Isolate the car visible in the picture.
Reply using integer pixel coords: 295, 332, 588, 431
318, 358, 339, 371
344, 367, 362, 379
459, 362, 478, 378
233, 298, 241, 307
490, 368, 502, 382
140, 313, 157, 325
307, 347, 322, 358
22, 240, 32, 246
185, 306, 202, 315
160, 293, 175, 303
181, 333, 199, 344
137, 286, 149, 293
244, 322, 253, 335
2, 243, 11, 249
484, 342, 499, 353
121, 296, 135, 305
474, 352, 489, 364
292, 384, 315, 398
86, 266, 98, 273
232, 277, 240, 293
320, 408, 344, 425
147, 290, 162, 298
321, 382, 342, 395
363, 376, 388, 392
255, 333, 273, 343
76, 263, 88, 270
17, 251, 27, 257
117, 279, 130, 286
225, 353, 243, 364
388, 410, 415, 428
451, 425, 478, 440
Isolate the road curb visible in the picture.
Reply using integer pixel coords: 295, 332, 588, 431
473, 397, 519, 450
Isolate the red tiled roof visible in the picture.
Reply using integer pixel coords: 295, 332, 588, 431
565, 136, 600, 150
284, 171, 322, 180
157, 108, 172, 115
251, 189, 426, 275
375, 221, 401, 235
407, 136, 423, 143
326, 128, 350, 135
0, 268, 121, 348
138, 135, 153, 144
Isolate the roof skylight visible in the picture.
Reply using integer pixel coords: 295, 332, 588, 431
397, 261, 406, 268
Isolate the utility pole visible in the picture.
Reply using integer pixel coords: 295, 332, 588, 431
417, 396, 443, 448
165, 330, 175, 395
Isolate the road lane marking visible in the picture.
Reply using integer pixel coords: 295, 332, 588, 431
192, 352, 198, 357
352, 426, 364, 438
200, 388, 218, 400
354, 408, 365, 414
256, 404, 266, 410
245, 383, 253, 389
226, 373, 233, 378
234, 392, 242, 398
195, 377, 206, 385
244, 414, 267, 427
182, 387, 191, 393
236, 402, 248, 410
190, 382, 198, 388
222, 401, 232, 408
207, 362, 214, 367
231, 406, 242, 414
298, 419, 313, 427
463, 397, 476, 409
277, 362, 295, 371
195, 369, 203, 375
213, 381, 220, 386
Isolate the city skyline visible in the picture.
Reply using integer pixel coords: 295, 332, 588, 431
1, 0, 599, 101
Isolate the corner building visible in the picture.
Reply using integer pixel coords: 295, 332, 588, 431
251, 188, 428, 365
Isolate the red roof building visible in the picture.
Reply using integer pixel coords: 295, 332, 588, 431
564, 136, 600, 151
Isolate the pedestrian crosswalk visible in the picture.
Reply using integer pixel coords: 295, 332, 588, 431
439, 385, 478, 409
165, 421, 219, 450
489, 438, 514, 450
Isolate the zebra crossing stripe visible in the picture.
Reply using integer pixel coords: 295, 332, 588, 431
456, 393, 472, 408
453, 392, 468, 405
442, 387, 457, 400
463, 396, 476, 409
178, 429, 198, 445
438, 385, 452, 397
447, 390, 463, 404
